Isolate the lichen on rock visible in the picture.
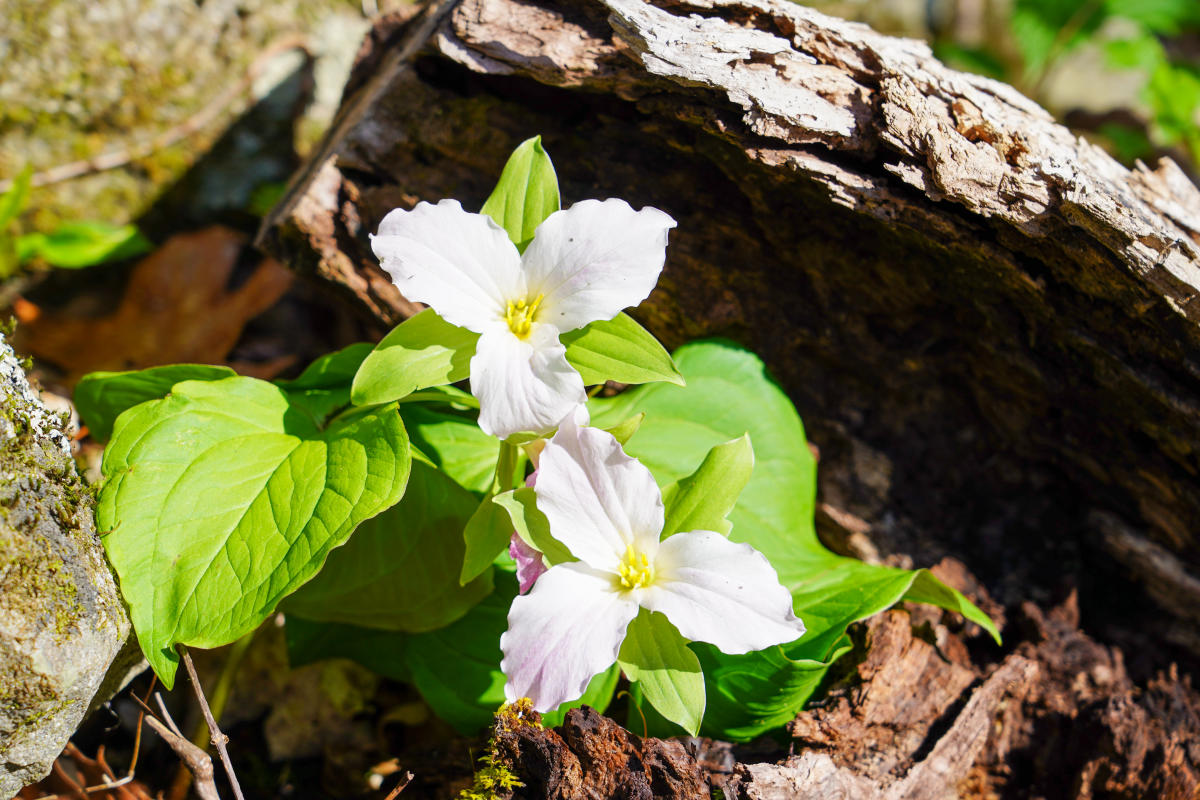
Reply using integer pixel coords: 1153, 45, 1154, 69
0, 333, 129, 799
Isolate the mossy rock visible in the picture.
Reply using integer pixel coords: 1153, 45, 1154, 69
0, 334, 129, 798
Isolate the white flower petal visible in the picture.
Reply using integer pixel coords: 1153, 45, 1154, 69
501, 563, 638, 712
521, 199, 676, 331
371, 199, 522, 332
535, 420, 664, 570
471, 324, 586, 440
641, 531, 806, 654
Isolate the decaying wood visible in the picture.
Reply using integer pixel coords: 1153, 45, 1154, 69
488, 580, 1198, 799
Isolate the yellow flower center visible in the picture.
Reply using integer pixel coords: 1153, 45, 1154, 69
617, 544, 656, 590
504, 293, 544, 339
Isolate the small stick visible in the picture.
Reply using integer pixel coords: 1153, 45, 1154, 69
145, 716, 222, 800
181, 646, 246, 800
383, 772, 414, 800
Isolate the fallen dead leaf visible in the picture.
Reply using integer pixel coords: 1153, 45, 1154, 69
14, 225, 294, 385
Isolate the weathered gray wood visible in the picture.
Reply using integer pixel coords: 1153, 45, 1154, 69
260, 0, 1200, 660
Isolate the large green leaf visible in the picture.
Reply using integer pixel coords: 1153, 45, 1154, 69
74, 364, 237, 442
589, 340, 821, 589
98, 377, 411, 687
480, 136, 560, 251
590, 341, 998, 740
351, 310, 478, 406
401, 405, 497, 495
661, 434, 753, 538
618, 610, 705, 735
562, 313, 683, 387
283, 461, 492, 631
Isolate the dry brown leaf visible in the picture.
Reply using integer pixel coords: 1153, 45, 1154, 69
15, 225, 293, 385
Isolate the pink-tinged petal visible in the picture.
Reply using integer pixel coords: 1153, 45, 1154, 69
521, 199, 676, 331
471, 324, 587, 440
641, 531, 805, 654
510, 533, 547, 594
371, 200, 523, 332
535, 420, 664, 571
501, 563, 638, 711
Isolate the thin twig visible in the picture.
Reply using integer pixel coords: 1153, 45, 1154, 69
145, 717, 222, 800
156, 693, 185, 739
181, 646, 246, 800
383, 772, 414, 800
31, 681, 154, 800
0, 34, 309, 194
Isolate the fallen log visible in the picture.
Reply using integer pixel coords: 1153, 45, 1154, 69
257, 0, 1200, 793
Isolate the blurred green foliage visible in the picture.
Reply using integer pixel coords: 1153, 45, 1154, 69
938, 0, 1200, 167
0, 166, 150, 277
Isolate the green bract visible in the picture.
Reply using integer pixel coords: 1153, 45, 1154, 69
98, 376, 411, 686
480, 135, 560, 252
617, 610, 705, 735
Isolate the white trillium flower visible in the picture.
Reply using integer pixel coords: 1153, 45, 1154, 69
500, 420, 807, 712
371, 198, 676, 439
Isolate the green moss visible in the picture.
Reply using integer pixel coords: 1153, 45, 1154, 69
456, 700, 539, 800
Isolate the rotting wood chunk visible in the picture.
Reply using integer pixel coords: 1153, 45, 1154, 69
494, 706, 707, 800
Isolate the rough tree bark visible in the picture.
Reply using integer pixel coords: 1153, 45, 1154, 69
259, 0, 1200, 795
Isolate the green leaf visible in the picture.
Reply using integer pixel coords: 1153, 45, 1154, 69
283, 461, 493, 631
460, 443, 518, 583
1104, 0, 1200, 33
480, 136, 560, 251
460, 497, 515, 585
351, 310, 478, 406
617, 610, 705, 735
74, 364, 237, 442
562, 313, 683, 387
274, 345, 375, 427
604, 412, 644, 445
98, 377, 411, 688
661, 434, 753, 538
402, 405, 498, 494
492, 487, 574, 567
0, 165, 33, 228
277, 343, 373, 390
1010, 0, 1106, 76
589, 340, 820, 588
697, 560, 998, 740
22, 221, 152, 268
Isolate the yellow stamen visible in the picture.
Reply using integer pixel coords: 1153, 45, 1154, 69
504, 293, 545, 339
617, 544, 656, 590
